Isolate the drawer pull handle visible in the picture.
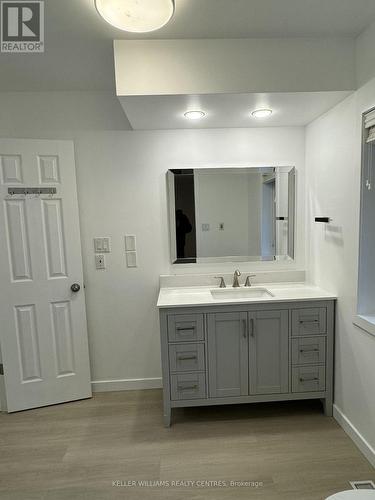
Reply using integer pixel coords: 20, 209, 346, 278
299, 348, 319, 353
176, 327, 195, 332
299, 320, 319, 324
250, 318, 255, 337
177, 355, 197, 361
242, 319, 247, 338
177, 384, 198, 391
299, 377, 319, 382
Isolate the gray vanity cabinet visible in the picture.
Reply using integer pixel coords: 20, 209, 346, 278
207, 310, 289, 398
249, 310, 289, 395
207, 312, 249, 398
159, 300, 335, 427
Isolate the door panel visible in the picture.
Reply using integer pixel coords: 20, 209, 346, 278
1, 155, 23, 183
15, 304, 42, 382
249, 310, 289, 395
4, 199, 33, 281
38, 155, 60, 184
50, 301, 76, 377
0, 139, 91, 412
208, 312, 248, 398
41, 199, 67, 278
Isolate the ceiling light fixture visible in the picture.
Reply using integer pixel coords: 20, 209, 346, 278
184, 110, 206, 120
251, 108, 273, 118
95, 0, 175, 33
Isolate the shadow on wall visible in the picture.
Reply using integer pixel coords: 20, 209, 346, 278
324, 225, 344, 247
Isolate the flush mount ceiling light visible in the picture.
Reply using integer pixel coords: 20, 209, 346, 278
184, 110, 206, 120
251, 108, 273, 118
95, 0, 175, 33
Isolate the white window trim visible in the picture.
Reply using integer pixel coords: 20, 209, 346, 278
353, 314, 375, 338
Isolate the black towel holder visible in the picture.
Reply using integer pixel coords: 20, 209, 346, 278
315, 217, 331, 223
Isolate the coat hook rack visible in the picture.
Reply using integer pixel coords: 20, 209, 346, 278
314, 217, 332, 223
8, 187, 57, 196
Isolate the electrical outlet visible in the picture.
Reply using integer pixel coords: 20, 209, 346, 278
95, 254, 106, 270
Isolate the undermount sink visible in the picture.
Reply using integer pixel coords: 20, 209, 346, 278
210, 286, 274, 300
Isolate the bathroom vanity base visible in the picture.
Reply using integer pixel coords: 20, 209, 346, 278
163, 393, 330, 427
159, 300, 335, 427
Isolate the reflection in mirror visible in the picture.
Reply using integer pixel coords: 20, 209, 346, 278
167, 167, 296, 264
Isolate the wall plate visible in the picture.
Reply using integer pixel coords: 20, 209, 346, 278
350, 481, 375, 490
125, 235, 136, 252
126, 251, 137, 268
94, 237, 111, 253
95, 254, 106, 270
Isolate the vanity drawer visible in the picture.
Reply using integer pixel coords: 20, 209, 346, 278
169, 343, 205, 373
291, 308, 327, 336
167, 314, 204, 342
292, 365, 326, 393
170, 372, 206, 400
291, 337, 326, 365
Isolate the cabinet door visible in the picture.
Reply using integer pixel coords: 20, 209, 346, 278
207, 312, 248, 398
249, 310, 289, 395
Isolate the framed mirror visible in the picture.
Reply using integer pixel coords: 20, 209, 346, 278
167, 166, 296, 265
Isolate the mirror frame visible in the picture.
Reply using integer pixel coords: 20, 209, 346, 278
167, 166, 296, 266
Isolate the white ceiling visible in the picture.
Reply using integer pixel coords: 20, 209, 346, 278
0, 0, 374, 92
120, 91, 353, 130
125, 0, 375, 39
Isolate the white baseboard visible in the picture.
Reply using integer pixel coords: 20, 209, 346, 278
91, 377, 162, 393
334, 404, 375, 468
0, 375, 7, 412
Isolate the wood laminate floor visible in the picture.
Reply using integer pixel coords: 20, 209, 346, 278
0, 390, 374, 500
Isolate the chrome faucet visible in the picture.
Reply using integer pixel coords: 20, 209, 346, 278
232, 269, 241, 288
215, 276, 226, 288
244, 274, 256, 287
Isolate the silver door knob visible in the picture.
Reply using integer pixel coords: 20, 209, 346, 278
71, 283, 81, 293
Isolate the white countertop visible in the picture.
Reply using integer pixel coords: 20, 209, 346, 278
157, 282, 337, 309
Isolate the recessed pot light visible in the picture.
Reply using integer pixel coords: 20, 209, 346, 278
184, 110, 206, 120
251, 108, 273, 118
95, 0, 175, 33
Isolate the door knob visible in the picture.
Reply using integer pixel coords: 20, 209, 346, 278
71, 283, 81, 293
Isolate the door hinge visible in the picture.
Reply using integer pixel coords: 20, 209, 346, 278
0, 364, 3, 375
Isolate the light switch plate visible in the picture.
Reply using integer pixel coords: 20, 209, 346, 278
126, 251, 137, 268
125, 235, 136, 252
95, 254, 106, 270
94, 237, 111, 253
102, 237, 111, 253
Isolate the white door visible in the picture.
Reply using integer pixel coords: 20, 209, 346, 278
0, 139, 92, 412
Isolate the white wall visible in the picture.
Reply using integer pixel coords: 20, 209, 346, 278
356, 20, 375, 88
114, 39, 356, 96
275, 171, 290, 256
194, 170, 261, 258
0, 91, 306, 392
306, 78, 375, 463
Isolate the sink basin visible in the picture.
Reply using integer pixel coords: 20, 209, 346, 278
210, 286, 274, 300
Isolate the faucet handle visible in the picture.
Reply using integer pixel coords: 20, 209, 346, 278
244, 275, 256, 287
215, 276, 226, 288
